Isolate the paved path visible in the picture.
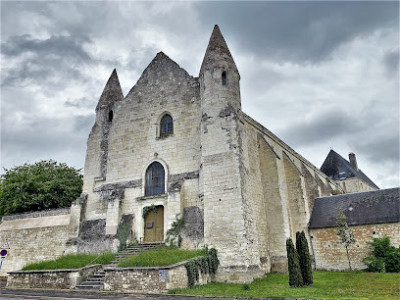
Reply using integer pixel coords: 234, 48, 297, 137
0, 289, 295, 300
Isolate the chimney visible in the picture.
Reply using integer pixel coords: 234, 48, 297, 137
349, 152, 358, 171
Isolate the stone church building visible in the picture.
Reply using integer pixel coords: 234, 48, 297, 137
79, 25, 342, 281
1, 25, 397, 282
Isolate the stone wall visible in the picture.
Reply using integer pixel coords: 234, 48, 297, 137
82, 52, 202, 250
103, 261, 213, 293
0, 208, 77, 276
240, 113, 337, 273
310, 223, 400, 270
7, 265, 99, 289
338, 176, 377, 193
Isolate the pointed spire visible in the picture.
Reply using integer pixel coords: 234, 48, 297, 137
200, 25, 238, 75
96, 69, 124, 111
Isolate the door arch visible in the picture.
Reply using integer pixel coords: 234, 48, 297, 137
143, 205, 164, 243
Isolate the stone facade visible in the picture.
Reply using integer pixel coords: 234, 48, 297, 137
7, 265, 100, 289
309, 188, 400, 271
310, 223, 400, 270
79, 25, 339, 282
104, 261, 212, 292
0, 208, 80, 277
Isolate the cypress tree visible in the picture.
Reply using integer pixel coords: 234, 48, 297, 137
296, 231, 313, 285
286, 238, 304, 287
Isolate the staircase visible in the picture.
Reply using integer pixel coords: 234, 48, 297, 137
110, 242, 164, 265
75, 269, 105, 291
75, 242, 164, 291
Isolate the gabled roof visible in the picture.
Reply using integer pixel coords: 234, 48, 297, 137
320, 149, 379, 189
309, 188, 400, 229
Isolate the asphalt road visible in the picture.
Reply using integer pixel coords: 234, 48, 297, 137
0, 289, 216, 300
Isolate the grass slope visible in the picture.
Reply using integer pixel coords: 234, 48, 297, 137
118, 247, 205, 267
22, 252, 116, 270
170, 271, 400, 300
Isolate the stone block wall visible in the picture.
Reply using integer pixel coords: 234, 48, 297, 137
0, 209, 76, 276
310, 223, 400, 270
239, 113, 337, 273
103, 261, 213, 292
7, 265, 99, 289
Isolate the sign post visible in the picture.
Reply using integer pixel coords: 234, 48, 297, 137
0, 241, 10, 271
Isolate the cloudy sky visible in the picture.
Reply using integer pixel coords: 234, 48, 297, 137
1, 1, 399, 188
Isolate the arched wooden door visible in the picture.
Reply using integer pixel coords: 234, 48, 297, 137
144, 206, 164, 243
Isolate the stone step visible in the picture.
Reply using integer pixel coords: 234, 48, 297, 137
75, 284, 103, 291
83, 277, 104, 282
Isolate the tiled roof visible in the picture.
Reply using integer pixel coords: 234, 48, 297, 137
309, 188, 400, 229
320, 149, 379, 189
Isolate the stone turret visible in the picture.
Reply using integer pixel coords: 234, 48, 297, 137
199, 24, 241, 112
199, 25, 260, 282
94, 69, 124, 179
96, 69, 124, 111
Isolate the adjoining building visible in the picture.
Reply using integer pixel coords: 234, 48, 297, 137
309, 188, 399, 270
321, 150, 379, 193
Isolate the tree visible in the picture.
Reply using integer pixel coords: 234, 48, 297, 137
296, 231, 313, 285
286, 238, 303, 287
336, 213, 356, 271
0, 160, 83, 217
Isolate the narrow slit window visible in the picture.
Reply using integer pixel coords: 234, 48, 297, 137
222, 71, 227, 85
160, 114, 173, 136
108, 110, 113, 122
145, 162, 165, 196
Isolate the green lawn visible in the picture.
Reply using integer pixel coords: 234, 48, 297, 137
117, 247, 206, 267
22, 252, 116, 270
170, 271, 400, 300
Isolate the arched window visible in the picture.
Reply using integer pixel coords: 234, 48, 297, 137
160, 114, 173, 137
222, 71, 227, 86
145, 162, 165, 196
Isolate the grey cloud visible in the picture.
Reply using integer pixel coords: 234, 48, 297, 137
1, 34, 92, 88
279, 108, 364, 147
65, 97, 96, 109
352, 133, 399, 164
383, 48, 399, 77
196, 2, 398, 63
73, 114, 95, 133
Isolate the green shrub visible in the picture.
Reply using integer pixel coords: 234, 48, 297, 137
243, 284, 250, 290
286, 238, 303, 287
363, 237, 400, 273
385, 247, 400, 273
370, 236, 391, 258
296, 231, 313, 285
185, 246, 219, 288
363, 256, 386, 273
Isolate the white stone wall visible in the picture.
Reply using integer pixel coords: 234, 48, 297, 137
82, 54, 202, 248
0, 209, 76, 276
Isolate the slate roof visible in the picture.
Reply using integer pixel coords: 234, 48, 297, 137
320, 149, 379, 189
309, 188, 400, 229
